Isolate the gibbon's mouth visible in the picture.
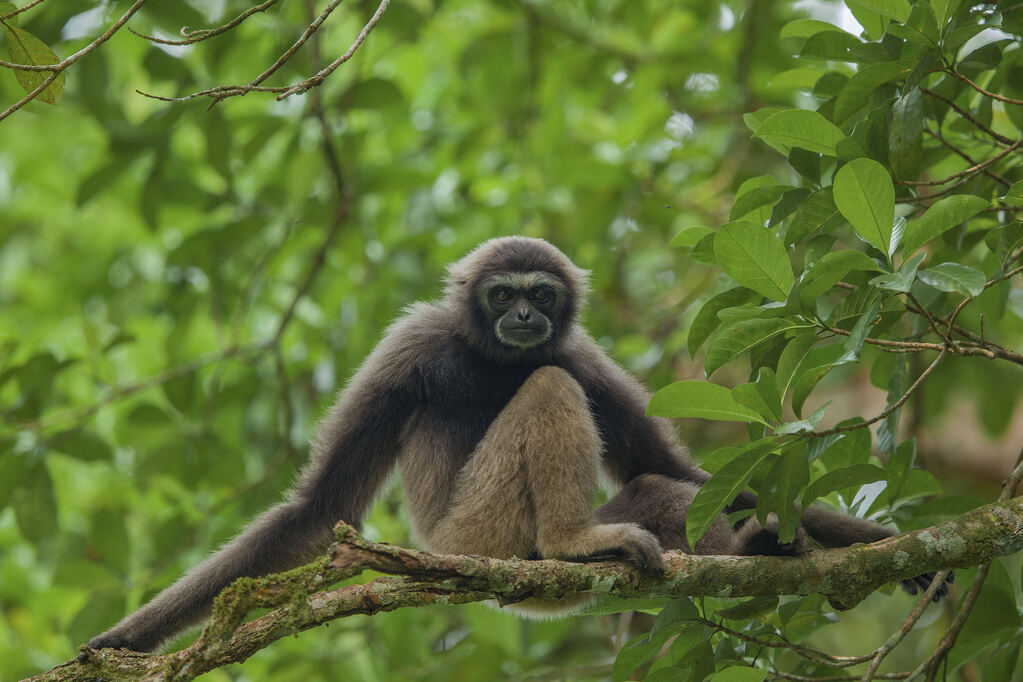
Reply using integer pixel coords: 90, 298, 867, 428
497, 323, 551, 348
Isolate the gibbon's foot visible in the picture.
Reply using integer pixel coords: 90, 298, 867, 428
901, 570, 954, 601
735, 516, 812, 557
85, 629, 150, 654
564, 524, 666, 576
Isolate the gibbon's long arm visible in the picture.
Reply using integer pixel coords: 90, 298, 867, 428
86, 335, 419, 653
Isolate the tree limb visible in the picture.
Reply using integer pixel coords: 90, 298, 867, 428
36, 496, 1023, 682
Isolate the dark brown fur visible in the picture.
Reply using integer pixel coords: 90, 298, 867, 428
85, 237, 943, 654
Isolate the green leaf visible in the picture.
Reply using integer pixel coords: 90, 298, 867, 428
799, 250, 883, 305
767, 68, 829, 91
801, 31, 889, 63
0, 2, 17, 24
706, 318, 813, 377
834, 61, 914, 122
753, 109, 846, 156
687, 442, 777, 548
888, 88, 923, 179
4, 25, 65, 104
689, 232, 718, 266
651, 599, 701, 634
834, 158, 895, 255
774, 401, 830, 435
613, 629, 678, 682
732, 367, 782, 424
51, 429, 113, 461
0, 449, 31, 508
848, 0, 911, 22
757, 446, 810, 542
708, 665, 768, 682
776, 331, 819, 401
836, 296, 881, 365
670, 225, 714, 248
779, 19, 844, 39
786, 188, 842, 246
716, 595, 779, 621
930, 0, 960, 25
743, 107, 786, 134
791, 345, 845, 417
12, 461, 58, 544
731, 184, 791, 223
648, 381, 768, 424
869, 252, 926, 292
802, 464, 887, 507
917, 263, 986, 297
687, 287, 760, 356
714, 221, 795, 301
902, 195, 989, 255
819, 423, 872, 469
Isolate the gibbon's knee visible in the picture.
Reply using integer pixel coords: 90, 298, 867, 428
491, 366, 600, 465
515, 366, 591, 417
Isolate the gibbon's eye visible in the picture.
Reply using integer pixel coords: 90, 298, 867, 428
493, 288, 512, 303
530, 288, 553, 304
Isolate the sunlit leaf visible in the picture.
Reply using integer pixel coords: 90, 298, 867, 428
753, 109, 846, 156
4, 25, 65, 104
917, 263, 986, 297
834, 158, 895, 255
648, 381, 768, 424
714, 220, 795, 301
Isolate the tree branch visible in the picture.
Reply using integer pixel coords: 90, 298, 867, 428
43, 497, 1023, 682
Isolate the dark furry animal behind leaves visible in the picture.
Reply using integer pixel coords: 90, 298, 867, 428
84, 237, 947, 654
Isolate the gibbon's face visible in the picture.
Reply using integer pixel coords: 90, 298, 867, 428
479, 272, 568, 349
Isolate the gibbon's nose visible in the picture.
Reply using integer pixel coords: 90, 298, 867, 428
517, 307, 531, 322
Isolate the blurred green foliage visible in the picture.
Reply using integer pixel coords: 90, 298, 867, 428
1, 0, 1022, 680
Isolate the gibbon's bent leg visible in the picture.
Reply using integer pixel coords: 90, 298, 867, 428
596, 474, 811, 557
424, 366, 665, 573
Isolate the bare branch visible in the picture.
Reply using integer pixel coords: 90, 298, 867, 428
920, 87, 1015, 146
896, 137, 1020, 188
128, 0, 283, 46
950, 69, 1023, 106
0, 0, 45, 22
813, 348, 946, 437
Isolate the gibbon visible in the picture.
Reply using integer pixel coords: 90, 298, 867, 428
86, 237, 944, 653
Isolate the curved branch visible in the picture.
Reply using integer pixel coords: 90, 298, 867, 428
36, 496, 1023, 682
128, 0, 283, 46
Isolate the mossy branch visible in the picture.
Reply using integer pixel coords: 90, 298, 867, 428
27, 496, 1023, 682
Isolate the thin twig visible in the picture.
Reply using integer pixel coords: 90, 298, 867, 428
922, 128, 1012, 188
128, 0, 282, 46
859, 570, 953, 681
700, 618, 872, 667
771, 672, 907, 681
278, 0, 390, 98
896, 138, 1020, 188
920, 87, 1015, 146
813, 348, 946, 437
950, 70, 1023, 106
905, 292, 951, 344
0, 0, 45, 21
